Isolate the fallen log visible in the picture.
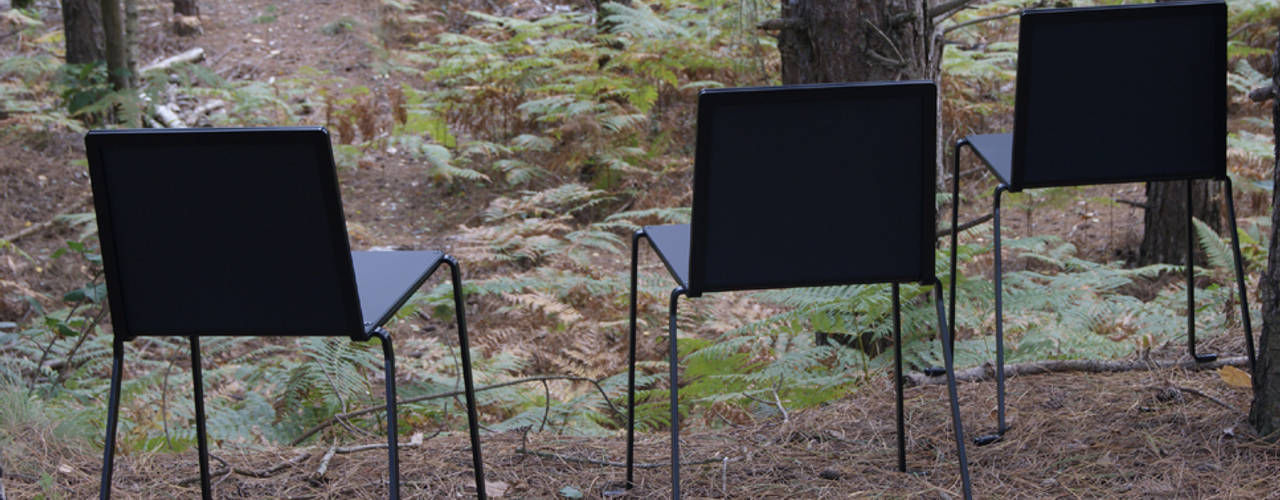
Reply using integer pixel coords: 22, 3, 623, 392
154, 103, 187, 128
906, 355, 1248, 387
140, 47, 205, 74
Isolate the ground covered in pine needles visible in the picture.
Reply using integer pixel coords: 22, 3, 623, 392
8, 359, 1275, 499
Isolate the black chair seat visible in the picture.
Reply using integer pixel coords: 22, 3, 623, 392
641, 225, 690, 290
965, 133, 1014, 188
353, 250, 445, 334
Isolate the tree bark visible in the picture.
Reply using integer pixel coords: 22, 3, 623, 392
1250, 38, 1280, 440
1138, 180, 1223, 266
61, 0, 105, 64
172, 0, 198, 15
775, 0, 942, 85
125, 0, 139, 88
100, 0, 129, 91
172, 0, 201, 35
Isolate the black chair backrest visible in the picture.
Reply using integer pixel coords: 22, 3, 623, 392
86, 127, 365, 340
1012, 0, 1225, 188
688, 81, 937, 296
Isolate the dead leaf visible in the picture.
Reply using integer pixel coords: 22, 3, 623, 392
1218, 366, 1252, 389
486, 480, 510, 497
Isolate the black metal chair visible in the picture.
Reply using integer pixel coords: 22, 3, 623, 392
85, 127, 487, 499
625, 82, 973, 499
948, 0, 1254, 444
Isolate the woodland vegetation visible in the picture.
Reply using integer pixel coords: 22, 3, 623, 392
1, 0, 1280, 497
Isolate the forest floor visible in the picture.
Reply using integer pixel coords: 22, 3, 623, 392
2, 0, 1279, 498
7, 357, 1273, 498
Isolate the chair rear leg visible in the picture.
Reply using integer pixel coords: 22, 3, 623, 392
370, 329, 401, 500
668, 288, 686, 499
445, 256, 487, 500
1223, 178, 1257, 373
626, 231, 646, 489
99, 338, 125, 500
892, 284, 906, 473
189, 336, 212, 500
933, 284, 973, 500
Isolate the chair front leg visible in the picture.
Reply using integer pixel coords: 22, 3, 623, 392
625, 230, 649, 490
369, 328, 401, 500
189, 336, 212, 500
1186, 180, 1218, 363
933, 282, 973, 500
99, 338, 125, 500
444, 256, 487, 500
668, 287, 686, 500
892, 283, 906, 473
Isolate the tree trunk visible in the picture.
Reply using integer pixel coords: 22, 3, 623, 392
125, 0, 139, 88
1250, 38, 1280, 440
100, 0, 129, 91
173, 0, 198, 15
1138, 180, 1223, 266
172, 0, 201, 35
61, 0, 105, 64
775, 0, 943, 85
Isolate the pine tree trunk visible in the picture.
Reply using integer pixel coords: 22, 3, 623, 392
125, 0, 139, 88
1249, 39, 1280, 440
1139, 180, 1224, 266
775, 0, 942, 84
171, 0, 202, 35
61, 0, 105, 64
100, 0, 129, 91
172, 0, 198, 15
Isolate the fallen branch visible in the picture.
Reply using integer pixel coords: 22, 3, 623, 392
154, 103, 187, 128
314, 433, 424, 479
937, 212, 994, 238
1115, 198, 1147, 210
1164, 385, 1244, 414
183, 99, 225, 124
906, 356, 1248, 387
178, 452, 311, 486
290, 374, 623, 446
1, 196, 91, 244
515, 447, 734, 469
140, 47, 205, 74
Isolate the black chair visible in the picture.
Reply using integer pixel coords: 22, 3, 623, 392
625, 82, 973, 499
85, 127, 487, 499
948, 0, 1254, 444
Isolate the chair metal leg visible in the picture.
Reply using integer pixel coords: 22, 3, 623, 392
1187, 180, 1217, 363
369, 328, 401, 500
99, 338, 125, 500
949, 139, 970, 345
668, 287, 686, 500
444, 256, 487, 500
933, 282, 974, 500
892, 283, 906, 473
975, 185, 1009, 446
626, 231, 647, 490
189, 336, 212, 500
1222, 178, 1257, 374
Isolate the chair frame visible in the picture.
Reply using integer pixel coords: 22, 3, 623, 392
87, 128, 488, 500
620, 81, 973, 499
945, 0, 1254, 445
